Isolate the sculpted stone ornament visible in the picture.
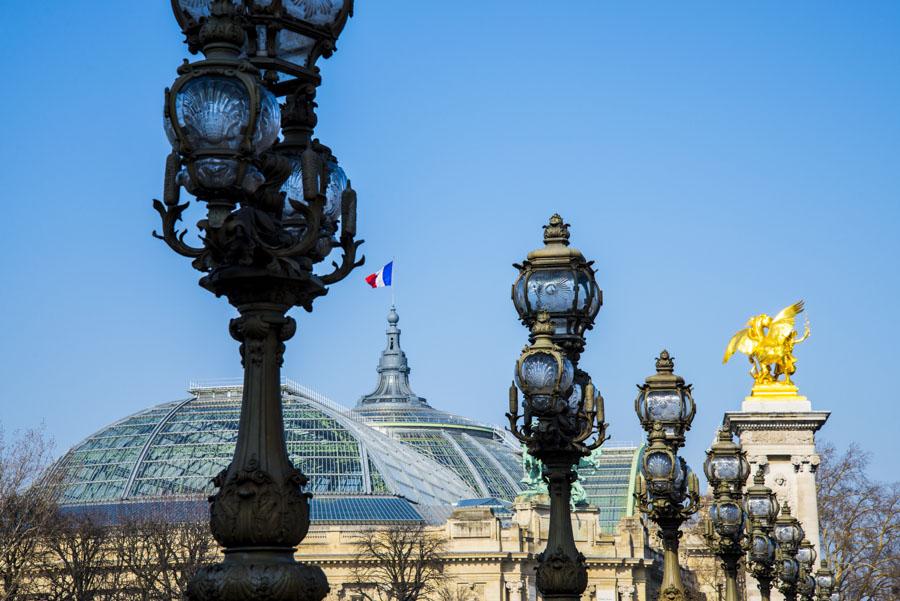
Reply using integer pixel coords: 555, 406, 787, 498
659, 586, 685, 601
723, 301, 810, 388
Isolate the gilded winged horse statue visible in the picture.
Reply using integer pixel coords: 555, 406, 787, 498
723, 301, 810, 386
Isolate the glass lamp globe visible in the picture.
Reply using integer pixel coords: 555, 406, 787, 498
634, 350, 696, 445
514, 312, 574, 414
710, 499, 744, 538
774, 522, 803, 545
780, 557, 799, 583
172, 0, 353, 72
796, 539, 817, 567
165, 74, 280, 196
512, 214, 601, 359
644, 452, 674, 496
282, 155, 348, 227
744, 468, 779, 525
566, 381, 583, 412
750, 532, 776, 563
774, 503, 804, 549
517, 352, 574, 396
815, 562, 836, 590
703, 428, 750, 488
802, 575, 817, 595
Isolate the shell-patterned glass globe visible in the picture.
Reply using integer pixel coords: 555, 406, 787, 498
750, 533, 776, 562
165, 74, 279, 194
173, 0, 351, 69
281, 157, 348, 227
516, 351, 573, 398
747, 496, 776, 520
781, 558, 799, 583
816, 571, 835, 590
710, 500, 743, 537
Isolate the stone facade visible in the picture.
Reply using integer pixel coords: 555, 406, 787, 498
301, 499, 653, 601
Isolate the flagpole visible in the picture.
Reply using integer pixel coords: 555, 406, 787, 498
391, 256, 396, 308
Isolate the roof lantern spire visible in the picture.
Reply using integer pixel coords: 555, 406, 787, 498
357, 306, 428, 406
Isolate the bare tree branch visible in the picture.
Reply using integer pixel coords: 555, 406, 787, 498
347, 524, 447, 601
817, 441, 899, 601
0, 425, 61, 601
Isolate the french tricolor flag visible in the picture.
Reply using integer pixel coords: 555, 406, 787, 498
365, 261, 393, 288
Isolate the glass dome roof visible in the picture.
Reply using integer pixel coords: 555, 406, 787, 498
352, 307, 524, 500
53, 307, 640, 528
54, 381, 474, 509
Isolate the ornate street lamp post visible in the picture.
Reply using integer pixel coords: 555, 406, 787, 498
633, 352, 701, 601
703, 428, 751, 601
744, 467, 781, 601
154, 2, 363, 600
773, 502, 805, 601
796, 538, 818, 601
507, 216, 606, 601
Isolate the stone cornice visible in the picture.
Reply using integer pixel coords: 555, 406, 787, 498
723, 411, 829, 432
300, 552, 651, 568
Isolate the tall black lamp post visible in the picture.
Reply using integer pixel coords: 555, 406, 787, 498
744, 467, 781, 601
773, 502, 805, 601
154, 2, 363, 600
633, 351, 701, 601
507, 215, 607, 601
703, 427, 751, 601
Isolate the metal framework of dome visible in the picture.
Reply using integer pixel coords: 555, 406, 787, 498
54, 380, 473, 515
353, 307, 525, 501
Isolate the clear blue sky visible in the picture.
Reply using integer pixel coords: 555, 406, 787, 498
1, 2, 898, 482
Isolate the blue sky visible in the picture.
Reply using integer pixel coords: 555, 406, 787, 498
1, 2, 898, 481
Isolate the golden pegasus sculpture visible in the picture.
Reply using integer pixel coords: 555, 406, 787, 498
723, 300, 810, 386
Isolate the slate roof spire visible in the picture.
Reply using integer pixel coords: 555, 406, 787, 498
357, 306, 427, 406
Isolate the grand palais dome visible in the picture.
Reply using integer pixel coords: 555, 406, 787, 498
56, 308, 640, 529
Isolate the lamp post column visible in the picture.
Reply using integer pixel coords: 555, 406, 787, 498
538, 455, 586, 601
658, 516, 686, 596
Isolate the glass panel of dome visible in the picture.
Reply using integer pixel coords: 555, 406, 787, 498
390, 430, 481, 494
453, 434, 519, 500
368, 457, 389, 494
478, 437, 525, 480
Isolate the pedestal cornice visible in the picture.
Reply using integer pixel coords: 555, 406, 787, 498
723, 411, 830, 433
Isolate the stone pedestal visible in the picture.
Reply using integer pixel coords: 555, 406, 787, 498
724, 383, 829, 601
